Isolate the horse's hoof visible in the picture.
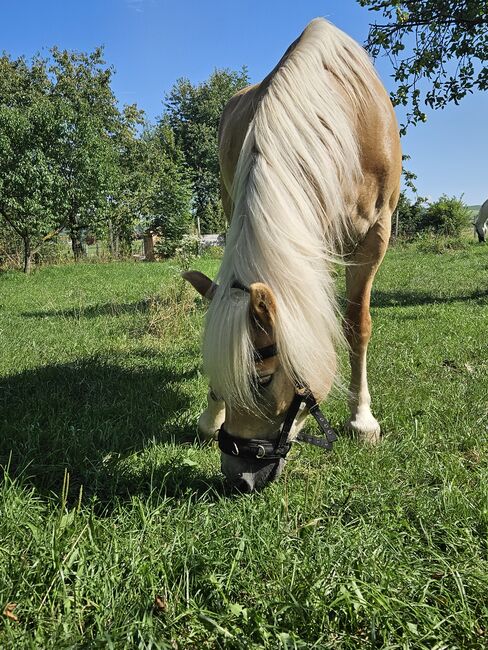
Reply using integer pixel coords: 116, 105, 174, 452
196, 426, 219, 444
346, 414, 381, 444
197, 413, 223, 443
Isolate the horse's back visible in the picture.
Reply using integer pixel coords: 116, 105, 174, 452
218, 19, 401, 240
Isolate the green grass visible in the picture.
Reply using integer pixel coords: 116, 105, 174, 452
0, 244, 487, 649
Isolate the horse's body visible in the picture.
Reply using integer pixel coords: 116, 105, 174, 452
475, 199, 488, 242
185, 19, 402, 490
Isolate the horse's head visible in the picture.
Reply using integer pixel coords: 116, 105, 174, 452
475, 224, 486, 243
183, 270, 310, 491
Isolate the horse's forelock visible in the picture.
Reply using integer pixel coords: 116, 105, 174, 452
203, 286, 259, 413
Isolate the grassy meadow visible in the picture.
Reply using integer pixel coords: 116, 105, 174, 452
0, 241, 487, 648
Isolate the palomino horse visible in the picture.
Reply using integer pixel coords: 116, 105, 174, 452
184, 19, 402, 491
474, 199, 488, 242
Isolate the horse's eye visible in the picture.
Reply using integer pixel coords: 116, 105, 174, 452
256, 374, 273, 388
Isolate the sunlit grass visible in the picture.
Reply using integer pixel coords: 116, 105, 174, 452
1, 244, 487, 648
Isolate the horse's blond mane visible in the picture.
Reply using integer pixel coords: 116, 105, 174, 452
203, 18, 378, 412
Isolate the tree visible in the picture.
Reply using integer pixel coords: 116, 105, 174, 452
49, 47, 120, 260
107, 103, 147, 257
164, 68, 249, 233
149, 122, 193, 257
0, 55, 66, 273
110, 118, 192, 260
392, 192, 471, 237
359, 0, 488, 132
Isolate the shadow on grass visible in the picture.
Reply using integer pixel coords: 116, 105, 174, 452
371, 287, 488, 308
0, 355, 228, 506
21, 299, 152, 319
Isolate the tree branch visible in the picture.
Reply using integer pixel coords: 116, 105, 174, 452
0, 210, 25, 239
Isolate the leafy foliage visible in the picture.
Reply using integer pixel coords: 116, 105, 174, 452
393, 191, 428, 237
359, 0, 488, 132
421, 194, 472, 236
394, 192, 472, 237
107, 105, 152, 256
0, 48, 252, 268
147, 123, 193, 257
0, 215, 22, 269
0, 55, 67, 272
49, 47, 121, 259
0, 49, 125, 269
165, 68, 249, 234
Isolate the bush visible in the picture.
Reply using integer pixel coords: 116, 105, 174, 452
172, 233, 200, 270
419, 195, 471, 237
201, 245, 224, 260
0, 222, 22, 270
34, 240, 72, 266
155, 231, 198, 261
414, 233, 469, 254
393, 193, 471, 240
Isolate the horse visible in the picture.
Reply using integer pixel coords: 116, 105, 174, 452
184, 18, 402, 491
474, 199, 488, 242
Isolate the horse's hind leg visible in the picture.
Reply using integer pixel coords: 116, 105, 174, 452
345, 218, 390, 443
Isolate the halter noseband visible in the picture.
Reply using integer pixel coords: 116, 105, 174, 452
217, 280, 338, 462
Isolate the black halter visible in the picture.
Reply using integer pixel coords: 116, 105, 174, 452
217, 280, 338, 461
218, 386, 338, 461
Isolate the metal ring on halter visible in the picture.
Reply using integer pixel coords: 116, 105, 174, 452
256, 445, 266, 459
232, 442, 240, 456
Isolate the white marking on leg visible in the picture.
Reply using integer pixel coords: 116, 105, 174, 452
347, 345, 380, 443
198, 389, 225, 441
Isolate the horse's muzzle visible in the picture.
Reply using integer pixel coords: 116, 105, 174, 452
220, 453, 285, 492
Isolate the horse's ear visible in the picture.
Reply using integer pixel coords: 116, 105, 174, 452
249, 283, 277, 332
182, 271, 217, 300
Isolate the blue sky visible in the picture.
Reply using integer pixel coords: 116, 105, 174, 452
1, 0, 486, 204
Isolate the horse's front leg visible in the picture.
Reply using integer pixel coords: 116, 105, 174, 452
345, 294, 379, 443
198, 389, 225, 441
344, 220, 389, 443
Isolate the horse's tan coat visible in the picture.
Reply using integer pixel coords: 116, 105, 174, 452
186, 19, 401, 452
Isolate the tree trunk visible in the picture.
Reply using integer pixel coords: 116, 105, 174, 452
71, 231, 85, 261
143, 232, 156, 261
113, 232, 120, 258
22, 237, 32, 274
108, 220, 121, 258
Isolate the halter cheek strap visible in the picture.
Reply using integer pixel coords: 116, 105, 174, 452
296, 390, 338, 449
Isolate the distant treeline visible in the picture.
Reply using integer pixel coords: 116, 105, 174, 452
0, 47, 479, 273
0, 47, 249, 272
